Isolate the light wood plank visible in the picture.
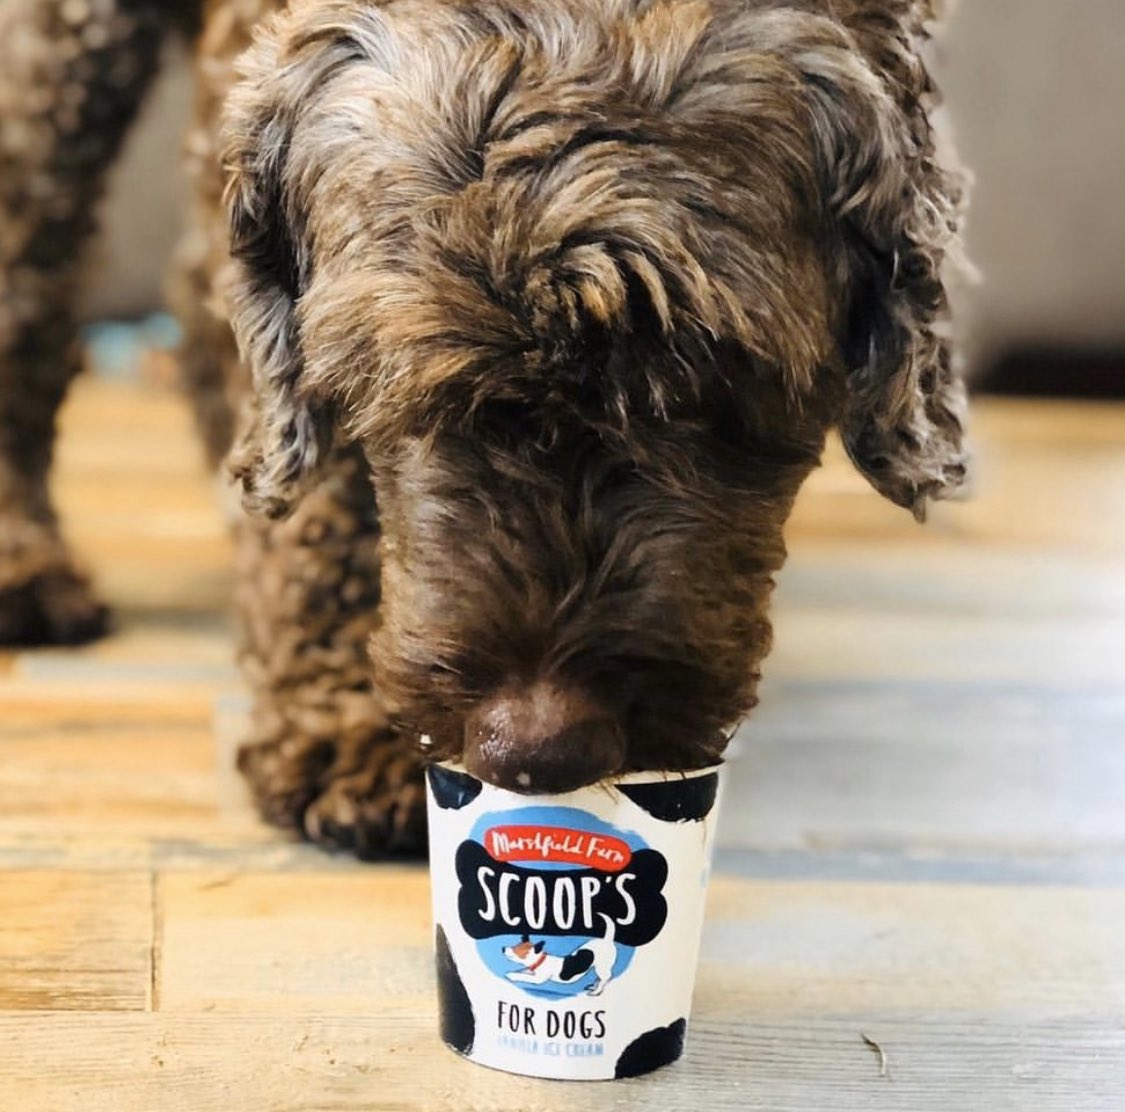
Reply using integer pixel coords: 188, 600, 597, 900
788, 401, 1125, 555
156, 871, 1125, 1019
0, 723, 248, 842
0, 872, 152, 1011
84, 565, 233, 614
0, 1012, 1120, 1112
51, 378, 233, 610
13, 614, 233, 670
0, 832, 319, 873
0, 680, 224, 730
158, 869, 433, 1014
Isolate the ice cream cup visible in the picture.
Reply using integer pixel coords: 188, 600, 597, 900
426, 762, 722, 1081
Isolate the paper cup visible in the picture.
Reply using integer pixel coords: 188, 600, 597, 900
426, 763, 722, 1080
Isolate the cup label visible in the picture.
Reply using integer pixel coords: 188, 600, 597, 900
427, 767, 720, 1080
457, 825, 669, 949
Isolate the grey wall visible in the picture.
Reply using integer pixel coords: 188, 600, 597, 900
940, 0, 1125, 362
80, 43, 193, 321
86, 6, 1125, 369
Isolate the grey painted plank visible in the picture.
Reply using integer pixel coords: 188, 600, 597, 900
766, 607, 1125, 685
4, 834, 1123, 889
776, 547, 1125, 619
13, 660, 239, 683
2, 1013, 1121, 1112
712, 847, 1125, 888
719, 682, 1125, 855
682, 1015, 1125, 1112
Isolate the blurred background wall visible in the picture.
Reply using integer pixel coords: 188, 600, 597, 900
83, 3, 1125, 389
79, 40, 193, 322
945, 0, 1125, 392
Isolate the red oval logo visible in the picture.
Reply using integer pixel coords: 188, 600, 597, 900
483, 825, 633, 872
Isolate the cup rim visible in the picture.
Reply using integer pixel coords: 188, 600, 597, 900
431, 760, 723, 792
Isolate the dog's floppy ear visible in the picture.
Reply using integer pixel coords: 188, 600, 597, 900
520, 935, 530, 944
801, 5, 969, 519
220, 13, 340, 520
533, 941, 545, 954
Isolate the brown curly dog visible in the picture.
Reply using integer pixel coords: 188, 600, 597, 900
0, 0, 967, 857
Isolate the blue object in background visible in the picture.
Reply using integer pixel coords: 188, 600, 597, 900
82, 312, 182, 379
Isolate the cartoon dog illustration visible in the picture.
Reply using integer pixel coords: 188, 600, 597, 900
502, 914, 618, 996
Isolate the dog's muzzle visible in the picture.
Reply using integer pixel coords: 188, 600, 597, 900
462, 679, 626, 794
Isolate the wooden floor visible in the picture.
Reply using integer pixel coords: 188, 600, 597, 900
2, 375, 1124, 1110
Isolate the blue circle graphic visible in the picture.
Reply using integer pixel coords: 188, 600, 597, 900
467, 805, 648, 1000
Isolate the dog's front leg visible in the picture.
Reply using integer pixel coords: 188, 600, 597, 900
0, 0, 173, 645
233, 447, 427, 859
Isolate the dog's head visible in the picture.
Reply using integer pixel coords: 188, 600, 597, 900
221, 0, 968, 791
503, 935, 545, 965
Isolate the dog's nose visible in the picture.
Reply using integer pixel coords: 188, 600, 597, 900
463, 680, 626, 793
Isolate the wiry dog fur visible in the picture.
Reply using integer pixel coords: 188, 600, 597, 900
0, 0, 967, 857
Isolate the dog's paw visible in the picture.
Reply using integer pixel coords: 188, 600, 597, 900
237, 720, 427, 859
237, 732, 336, 832
302, 736, 428, 860
0, 565, 109, 647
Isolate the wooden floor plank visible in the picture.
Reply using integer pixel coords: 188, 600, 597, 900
0, 724, 233, 840
0, 680, 225, 730
14, 615, 234, 669
155, 870, 1125, 1019
158, 869, 434, 1014
0, 872, 152, 1012
723, 681, 1125, 854
767, 607, 1125, 685
700, 879, 1125, 1016
789, 401, 1125, 555
0, 1012, 1120, 1112
777, 545, 1125, 619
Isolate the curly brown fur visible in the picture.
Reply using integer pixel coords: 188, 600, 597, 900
0, 0, 186, 642
220, 0, 968, 787
229, 445, 426, 855
1, 0, 968, 855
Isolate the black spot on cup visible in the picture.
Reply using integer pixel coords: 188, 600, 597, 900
619, 772, 719, 823
435, 925, 475, 1055
559, 948, 596, 982
427, 764, 483, 810
614, 1018, 688, 1078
